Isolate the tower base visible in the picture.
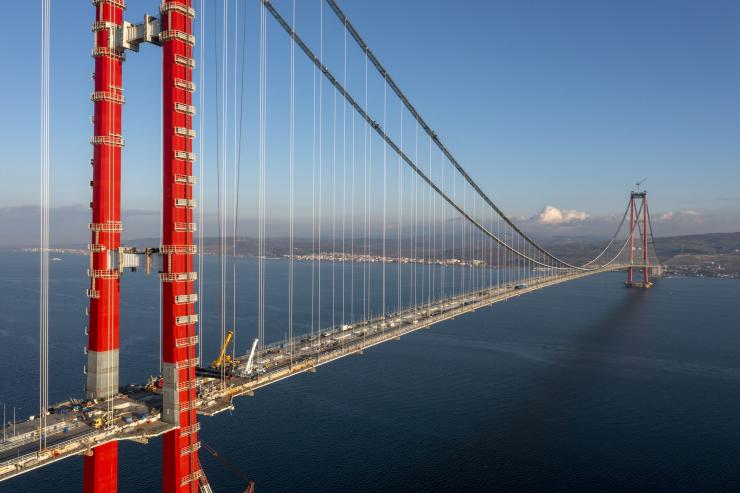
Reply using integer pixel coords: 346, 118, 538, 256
625, 281, 653, 289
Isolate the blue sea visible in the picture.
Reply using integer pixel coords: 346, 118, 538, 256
1, 251, 739, 492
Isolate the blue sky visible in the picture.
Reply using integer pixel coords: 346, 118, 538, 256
1, 0, 739, 245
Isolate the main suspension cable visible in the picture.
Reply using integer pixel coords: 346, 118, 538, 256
262, 0, 631, 272
323, 0, 616, 271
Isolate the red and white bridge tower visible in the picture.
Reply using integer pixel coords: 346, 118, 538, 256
626, 190, 652, 288
86, 1, 200, 491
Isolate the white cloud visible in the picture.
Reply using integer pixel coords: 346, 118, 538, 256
536, 205, 589, 225
656, 210, 701, 223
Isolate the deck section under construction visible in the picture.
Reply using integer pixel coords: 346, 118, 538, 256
0, 263, 649, 483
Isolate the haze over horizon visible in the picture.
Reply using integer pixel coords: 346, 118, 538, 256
1, 203, 737, 248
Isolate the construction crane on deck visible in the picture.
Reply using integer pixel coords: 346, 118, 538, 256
212, 331, 236, 369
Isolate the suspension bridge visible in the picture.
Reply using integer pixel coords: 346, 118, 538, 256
1, 1, 662, 491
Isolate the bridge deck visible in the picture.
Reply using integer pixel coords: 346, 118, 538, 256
195, 264, 637, 414
0, 264, 643, 482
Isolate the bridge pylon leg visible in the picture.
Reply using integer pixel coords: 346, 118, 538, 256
84, 0, 125, 489
83, 442, 118, 493
642, 195, 650, 287
626, 193, 635, 287
160, 2, 201, 491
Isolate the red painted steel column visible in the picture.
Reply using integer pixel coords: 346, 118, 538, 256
160, 2, 201, 491
643, 194, 649, 285
84, 0, 125, 491
627, 194, 634, 286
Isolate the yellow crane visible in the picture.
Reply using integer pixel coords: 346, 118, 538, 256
212, 330, 235, 368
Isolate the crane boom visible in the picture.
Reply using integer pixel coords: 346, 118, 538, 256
245, 339, 259, 374
212, 331, 234, 368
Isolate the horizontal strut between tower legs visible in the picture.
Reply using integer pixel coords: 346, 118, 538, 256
110, 9, 198, 53
116, 15, 162, 52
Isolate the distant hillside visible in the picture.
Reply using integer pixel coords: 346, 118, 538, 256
647, 232, 740, 278
10, 231, 740, 278
653, 232, 740, 258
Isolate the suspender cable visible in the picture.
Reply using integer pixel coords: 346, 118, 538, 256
159, 10, 164, 374
258, 0, 267, 356
232, 0, 242, 363
217, 0, 227, 382
39, 0, 51, 449
397, 107, 402, 315
410, 123, 417, 310
289, 0, 296, 363
429, 136, 435, 302
232, 0, 246, 361
452, 158, 455, 297
496, 209, 500, 291
382, 77, 387, 319
440, 151, 445, 300
311, 63, 316, 337
197, 0, 205, 366
367, 100, 373, 321
415, 123, 419, 308
461, 185, 466, 294
427, 136, 432, 304
332, 86, 337, 331
342, 20, 347, 328
235, 0, 259, 360
363, 48, 369, 329
489, 205, 493, 290
350, 98, 355, 324
317, 0, 323, 354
